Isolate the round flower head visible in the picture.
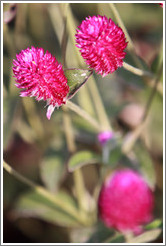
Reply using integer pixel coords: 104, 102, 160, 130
98, 131, 114, 145
13, 46, 69, 120
98, 169, 154, 234
75, 15, 128, 77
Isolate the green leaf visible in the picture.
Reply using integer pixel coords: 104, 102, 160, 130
14, 190, 81, 227
127, 229, 162, 243
40, 156, 63, 192
107, 234, 125, 243
87, 223, 114, 243
68, 150, 101, 172
144, 219, 163, 230
64, 69, 93, 99
86, 222, 125, 243
108, 145, 123, 166
134, 142, 156, 188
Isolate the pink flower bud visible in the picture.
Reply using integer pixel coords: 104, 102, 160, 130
98, 131, 114, 145
98, 169, 154, 234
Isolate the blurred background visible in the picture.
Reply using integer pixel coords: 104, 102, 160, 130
3, 2, 163, 243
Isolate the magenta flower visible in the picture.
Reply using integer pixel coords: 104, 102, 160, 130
98, 169, 154, 234
75, 15, 128, 77
13, 46, 69, 120
159, 3, 163, 7
98, 131, 114, 145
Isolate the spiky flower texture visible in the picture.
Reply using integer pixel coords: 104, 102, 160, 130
98, 169, 154, 234
76, 15, 128, 77
13, 47, 69, 120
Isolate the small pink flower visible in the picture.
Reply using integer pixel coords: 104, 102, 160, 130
98, 131, 114, 145
98, 169, 154, 234
13, 46, 69, 120
159, 3, 163, 7
75, 15, 128, 77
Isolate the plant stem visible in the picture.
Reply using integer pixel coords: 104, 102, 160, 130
123, 62, 153, 78
109, 2, 144, 69
142, 63, 163, 122
60, 3, 69, 67
122, 62, 163, 154
3, 160, 87, 225
3, 160, 36, 188
109, 3, 134, 52
63, 108, 90, 219
88, 77, 112, 132
67, 4, 112, 132
64, 100, 101, 132
109, 3, 163, 96
122, 120, 148, 154
63, 107, 76, 153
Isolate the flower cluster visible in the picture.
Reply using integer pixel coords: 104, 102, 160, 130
13, 47, 69, 120
13, 15, 128, 119
98, 169, 154, 234
75, 15, 128, 77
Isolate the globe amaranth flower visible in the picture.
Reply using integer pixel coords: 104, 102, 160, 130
98, 169, 154, 234
98, 131, 114, 145
75, 15, 128, 77
13, 46, 69, 120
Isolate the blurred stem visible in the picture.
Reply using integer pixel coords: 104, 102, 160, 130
63, 107, 76, 153
124, 232, 134, 243
67, 4, 112, 132
142, 62, 163, 121
88, 77, 112, 131
123, 62, 153, 78
3, 161, 88, 226
3, 160, 36, 188
60, 3, 69, 67
109, 3, 163, 95
123, 62, 163, 94
62, 108, 89, 216
22, 98, 45, 145
109, 2, 144, 69
122, 120, 148, 154
61, 9, 89, 214
122, 62, 163, 154
109, 3, 134, 52
64, 100, 101, 132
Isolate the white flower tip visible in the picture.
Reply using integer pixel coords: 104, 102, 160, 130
46, 105, 55, 120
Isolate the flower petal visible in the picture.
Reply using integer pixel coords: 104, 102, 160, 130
46, 105, 55, 120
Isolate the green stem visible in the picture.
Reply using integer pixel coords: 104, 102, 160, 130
88, 77, 112, 132
3, 160, 36, 188
109, 2, 163, 96
109, 3, 134, 52
3, 161, 87, 226
67, 4, 112, 132
109, 2, 144, 69
60, 3, 69, 67
142, 63, 163, 121
64, 100, 101, 132
63, 107, 76, 153
122, 62, 163, 154
63, 108, 92, 221
123, 62, 153, 78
